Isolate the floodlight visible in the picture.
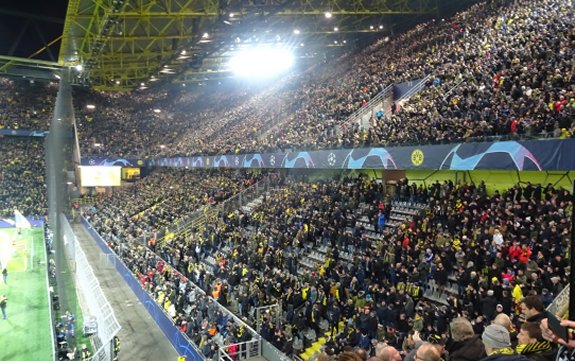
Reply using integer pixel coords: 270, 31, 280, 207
293, 29, 301, 35
229, 46, 295, 77
75, 64, 83, 71
325, 12, 332, 18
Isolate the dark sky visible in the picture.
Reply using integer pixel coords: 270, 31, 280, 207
0, 0, 69, 61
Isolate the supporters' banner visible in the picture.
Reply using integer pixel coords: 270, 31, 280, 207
83, 139, 575, 171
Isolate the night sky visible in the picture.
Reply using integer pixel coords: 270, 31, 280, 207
0, 0, 68, 61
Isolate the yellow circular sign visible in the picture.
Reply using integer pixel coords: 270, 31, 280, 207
411, 149, 424, 166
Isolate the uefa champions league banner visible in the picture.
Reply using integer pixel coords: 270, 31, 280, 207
0, 129, 48, 137
82, 139, 575, 171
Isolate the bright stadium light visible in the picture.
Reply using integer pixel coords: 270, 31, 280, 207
229, 46, 295, 78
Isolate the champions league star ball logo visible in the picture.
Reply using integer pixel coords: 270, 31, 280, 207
269, 155, 276, 167
234, 156, 240, 166
327, 153, 336, 166
439, 141, 542, 170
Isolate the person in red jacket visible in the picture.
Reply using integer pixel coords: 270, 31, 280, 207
508, 241, 522, 262
227, 341, 239, 359
518, 244, 532, 264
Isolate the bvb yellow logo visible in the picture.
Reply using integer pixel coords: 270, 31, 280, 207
411, 149, 424, 166
137, 160, 143, 166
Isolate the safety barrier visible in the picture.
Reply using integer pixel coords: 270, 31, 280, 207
81, 217, 205, 361
61, 214, 121, 361
219, 339, 262, 361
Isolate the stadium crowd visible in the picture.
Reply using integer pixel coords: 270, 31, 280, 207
0, 137, 47, 218
85, 169, 572, 361
85, 168, 263, 244
0, 78, 56, 131
1, 0, 573, 157
0, 0, 573, 359
75, 0, 575, 155
339, 0, 575, 147
112, 243, 258, 359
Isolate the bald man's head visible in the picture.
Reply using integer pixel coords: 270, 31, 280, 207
378, 346, 402, 361
415, 343, 441, 361
493, 313, 512, 330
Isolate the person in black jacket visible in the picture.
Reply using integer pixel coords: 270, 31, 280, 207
327, 302, 342, 336
0, 294, 6, 320
447, 317, 487, 361
520, 296, 546, 324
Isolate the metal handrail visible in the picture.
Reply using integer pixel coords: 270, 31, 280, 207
218, 338, 261, 361
398, 74, 431, 102
156, 176, 272, 245
442, 75, 468, 101
338, 84, 393, 131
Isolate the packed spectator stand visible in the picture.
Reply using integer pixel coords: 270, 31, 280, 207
0, 0, 574, 361
84, 172, 572, 361
0, 0, 573, 158
0, 137, 47, 218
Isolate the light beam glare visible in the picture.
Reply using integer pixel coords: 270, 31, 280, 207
229, 46, 295, 78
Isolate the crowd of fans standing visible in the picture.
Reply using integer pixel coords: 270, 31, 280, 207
0, 137, 47, 218
85, 171, 572, 361
0, 0, 574, 360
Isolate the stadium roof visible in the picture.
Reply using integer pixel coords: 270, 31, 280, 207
1, 0, 473, 91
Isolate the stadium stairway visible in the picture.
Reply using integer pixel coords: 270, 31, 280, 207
300, 336, 327, 361
299, 320, 346, 361
337, 85, 393, 134
336, 74, 431, 134
392, 75, 431, 113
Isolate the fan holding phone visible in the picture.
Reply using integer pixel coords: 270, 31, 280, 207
541, 313, 575, 348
